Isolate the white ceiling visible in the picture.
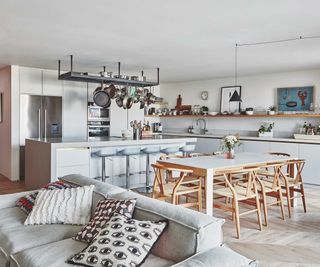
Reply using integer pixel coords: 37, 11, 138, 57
1, 0, 320, 82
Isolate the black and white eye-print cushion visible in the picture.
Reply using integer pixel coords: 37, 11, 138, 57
68, 213, 168, 267
74, 198, 136, 243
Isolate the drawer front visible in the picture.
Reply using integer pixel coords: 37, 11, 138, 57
56, 148, 90, 167
57, 165, 90, 178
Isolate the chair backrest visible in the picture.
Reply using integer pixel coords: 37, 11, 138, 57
269, 152, 291, 157
216, 167, 260, 198
287, 159, 306, 184
263, 162, 285, 190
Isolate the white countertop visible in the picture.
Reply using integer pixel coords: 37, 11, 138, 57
26, 135, 197, 148
163, 132, 320, 145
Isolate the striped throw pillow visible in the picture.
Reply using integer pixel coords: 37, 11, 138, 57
16, 181, 76, 214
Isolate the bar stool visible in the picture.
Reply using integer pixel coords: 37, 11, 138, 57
141, 146, 161, 192
93, 148, 117, 183
117, 147, 141, 189
179, 144, 196, 157
160, 146, 181, 156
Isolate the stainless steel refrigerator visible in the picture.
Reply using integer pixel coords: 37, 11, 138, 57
20, 94, 62, 178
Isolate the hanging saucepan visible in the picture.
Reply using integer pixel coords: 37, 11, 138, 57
105, 84, 117, 99
93, 83, 111, 108
116, 97, 123, 108
122, 95, 133, 109
139, 99, 145, 109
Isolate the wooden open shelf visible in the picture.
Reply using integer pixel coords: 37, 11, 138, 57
145, 114, 320, 118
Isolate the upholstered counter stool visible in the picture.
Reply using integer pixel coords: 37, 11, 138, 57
141, 146, 161, 192
93, 148, 117, 183
160, 146, 181, 156
180, 144, 196, 157
117, 147, 142, 189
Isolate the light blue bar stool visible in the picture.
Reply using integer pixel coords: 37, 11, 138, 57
117, 147, 142, 189
141, 146, 161, 192
160, 146, 181, 156
179, 144, 196, 157
93, 148, 117, 183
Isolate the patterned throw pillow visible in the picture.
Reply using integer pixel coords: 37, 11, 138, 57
68, 213, 168, 267
74, 198, 137, 243
16, 181, 76, 214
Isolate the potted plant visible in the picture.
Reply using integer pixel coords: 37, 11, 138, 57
268, 106, 276, 115
220, 135, 241, 159
258, 122, 274, 137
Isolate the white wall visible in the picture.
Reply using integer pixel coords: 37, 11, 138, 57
160, 69, 320, 135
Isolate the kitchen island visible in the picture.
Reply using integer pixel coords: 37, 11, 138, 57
25, 136, 197, 190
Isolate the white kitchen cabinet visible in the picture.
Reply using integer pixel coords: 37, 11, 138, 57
298, 144, 320, 185
242, 140, 270, 153
195, 138, 220, 153
42, 70, 63, 96
62, 81, 88, 139
56, 147, 90, 179
269, 142, 299, 157
110, 102, 127, 137
19, 67, 42, 95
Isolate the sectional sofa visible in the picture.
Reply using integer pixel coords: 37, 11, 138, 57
0, 174, 257, 267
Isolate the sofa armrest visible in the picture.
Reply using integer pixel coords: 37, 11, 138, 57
0, 191, 37, 210
172, 245, 258, 267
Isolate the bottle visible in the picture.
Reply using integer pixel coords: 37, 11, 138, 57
303, 122, 307, 134
158, 123, 163, 133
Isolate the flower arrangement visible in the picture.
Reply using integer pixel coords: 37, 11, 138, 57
221, 135, 241, 159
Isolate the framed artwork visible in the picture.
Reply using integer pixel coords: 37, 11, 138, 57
220, 86, 242, 113
0, 93, 2, 123
277, 86, 314, 112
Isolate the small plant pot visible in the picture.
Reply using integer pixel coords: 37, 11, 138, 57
259, 131, 273, 138
268, 110, 276, 115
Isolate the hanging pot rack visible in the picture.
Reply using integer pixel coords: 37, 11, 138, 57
58, 55, 159, 87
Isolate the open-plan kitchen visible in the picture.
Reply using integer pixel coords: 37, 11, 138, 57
0, 1, 320, 267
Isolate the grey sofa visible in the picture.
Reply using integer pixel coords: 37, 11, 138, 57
0, 174, 257, 267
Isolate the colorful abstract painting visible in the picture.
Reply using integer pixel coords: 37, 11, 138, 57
277, 86, 314, 112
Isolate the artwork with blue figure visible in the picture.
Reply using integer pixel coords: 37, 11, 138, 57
277, 86, 314, 112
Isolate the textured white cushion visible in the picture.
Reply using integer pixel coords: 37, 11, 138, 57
24, 185, 94, 226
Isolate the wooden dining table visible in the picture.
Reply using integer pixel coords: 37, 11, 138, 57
158, 152, 296, 216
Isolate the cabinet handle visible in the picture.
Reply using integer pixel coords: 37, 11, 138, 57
38, 109, 41, 138
44, 109, 47, 138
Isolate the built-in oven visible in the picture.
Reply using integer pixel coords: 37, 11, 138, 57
88, 102, 110, 138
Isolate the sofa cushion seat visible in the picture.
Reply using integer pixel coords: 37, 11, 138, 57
10, 238, 175, 267
0, 223, 82, 264
172, 245, 257, 267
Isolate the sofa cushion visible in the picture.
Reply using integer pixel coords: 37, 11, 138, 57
16, 181, 77, 215
0, 224, 82, 265
172, 244, 258, 267
0, 191, 37, 210
74, 198, 136, 243
110, 190, 225, 262
10, 238, 175, 267
68, 213, 168, 267
24, 185, 94, 226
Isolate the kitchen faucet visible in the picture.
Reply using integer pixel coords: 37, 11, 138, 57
196, 118, 208, 135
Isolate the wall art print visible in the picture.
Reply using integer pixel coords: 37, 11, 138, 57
277, 86, 314, 112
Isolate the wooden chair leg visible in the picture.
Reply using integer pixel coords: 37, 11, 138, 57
233, 199, 241, 239
300, 183, 307, 213
255, 194, 263, 231
260, 189, 268, 227
278, 187, 285, 220
285, 185, 292, 218
198, 187, 202, 212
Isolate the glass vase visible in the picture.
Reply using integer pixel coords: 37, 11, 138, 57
226, 149, 235, 159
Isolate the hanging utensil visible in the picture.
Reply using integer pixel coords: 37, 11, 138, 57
122, 95, 133, 109
93, 81, 111, 108
105, 84, 117, 99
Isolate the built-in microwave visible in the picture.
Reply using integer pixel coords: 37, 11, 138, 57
88, 102, 110, 122
88, 102, 110, 138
